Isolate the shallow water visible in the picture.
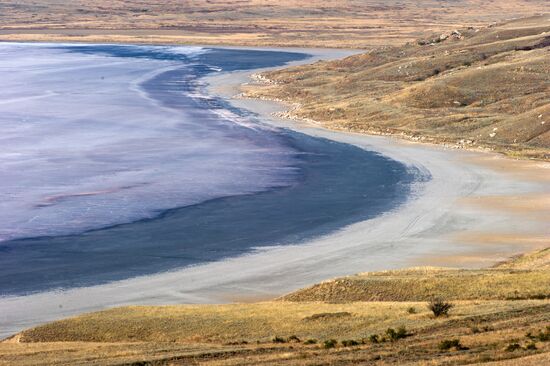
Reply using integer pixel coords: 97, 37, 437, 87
0, 44, 420, 296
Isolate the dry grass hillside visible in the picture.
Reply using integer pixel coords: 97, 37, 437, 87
0, 0, 548, 47
495, 247, 550, 270
1, 247, 549, 365
245, 16, 550, 159
280, 267, 550, 302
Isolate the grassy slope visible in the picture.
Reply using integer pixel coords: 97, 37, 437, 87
280, 268, 550, 302
2, 248, 549, 365
245, 16, 550, 159
3, 301, 549, 365
0, 1, 548, 47
495, 247, 550, 270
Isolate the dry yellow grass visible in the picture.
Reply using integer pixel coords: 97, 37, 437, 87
0, 341, 232, 366
495, 247, 550, 270
3, 300, 549, 365
2, 247, 548, 365
280, 267, 550, 302
16, 300, 543, 343
246, 15, 550, 159
0, 1, 548, 48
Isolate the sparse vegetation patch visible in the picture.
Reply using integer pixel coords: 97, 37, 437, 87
323, 339, 338, 349
439, 338, 468, 351
302, 312, 352, 322
428, 298, 454, 317
248, 16, 550, 160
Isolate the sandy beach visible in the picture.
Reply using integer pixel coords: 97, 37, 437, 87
0, 47, 548, 339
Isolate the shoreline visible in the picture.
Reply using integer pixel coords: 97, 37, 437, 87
1, 46, 548, 339
205, 57, 549, 268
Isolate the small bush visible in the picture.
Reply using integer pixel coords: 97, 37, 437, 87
538, 326, 550, 341
272, 336, 286, 343
472, 325, 493, 334
323, 339, 338, 349
428, 298, 454, 317
386, 326, 409, 341
525, 342, 537, 350
396, 326, 409, 338
287, 335, 301, 343
478, 355, 493, 362
303, 312, 352, 322
439, 339, 458, 350
368, 334, 380, 344
304, 339, 317, 345
225, 340, 248, 345
407, 307, 417, 314
505, 343, 522, 352
439, 339, 468, 351
526, 326, 550, 342
341, 339, 360, 347
386, 328, 397, 341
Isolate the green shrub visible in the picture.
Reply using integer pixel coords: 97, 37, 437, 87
505, 343, 522, 352
386, 326, 409, 341
439, 339, 458, 350
428, 298, 454, 317
525, 342, 537, 350
272, 336, 286, 343
386, 328, 397, 341
323, 339, 338, 349
225, 340, 248, 345
472, 325, 494, 334
407, 307, 417, 314
304, 339, 317, 345
526, 326, 550, 342
439, 339, 468, 351
368, 334, 380, 344
287, 335, 301, 343
341, 339, 360, 347
538, 326, 550, 341
397, 326, 409, 338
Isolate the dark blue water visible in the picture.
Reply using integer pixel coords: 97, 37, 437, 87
0, 46, 420, 296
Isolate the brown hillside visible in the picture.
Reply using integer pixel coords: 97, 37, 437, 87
246, 16, 550, 159
0, 1, 548, 47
